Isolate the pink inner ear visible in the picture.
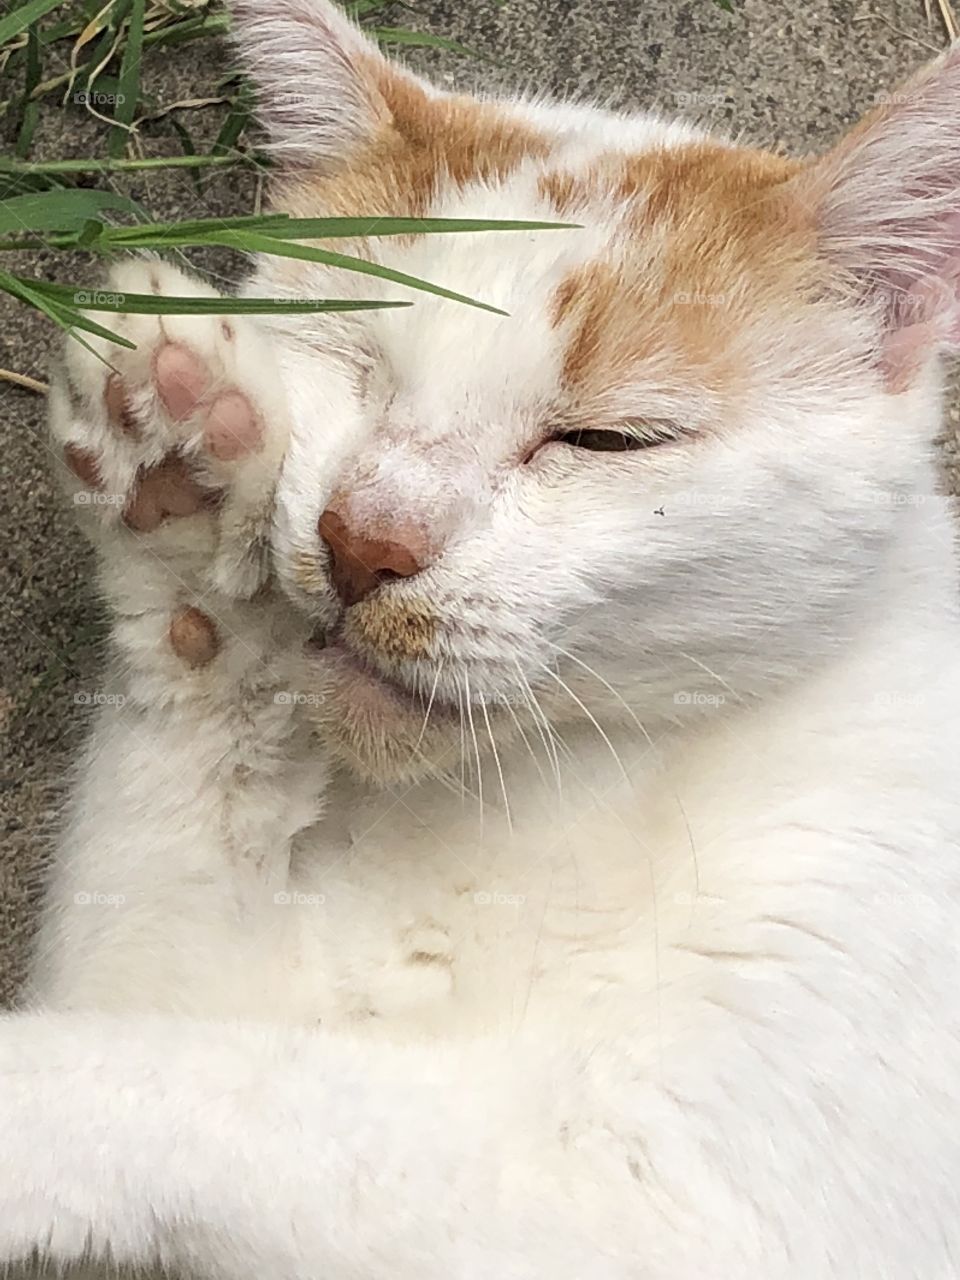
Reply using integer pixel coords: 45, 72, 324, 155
941, 246, 960, 346
824, 200, 960, 388
878, 251, 960, 389
879, 322, 941, 394
799, 44, 960, 387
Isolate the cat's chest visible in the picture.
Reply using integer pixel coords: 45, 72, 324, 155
279, 777, 671, 1035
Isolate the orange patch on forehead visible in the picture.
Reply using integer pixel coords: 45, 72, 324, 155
554, 262, 622, 389
547, 143, 815, 400
540, 143, 800, 220
277, 61, 550, 221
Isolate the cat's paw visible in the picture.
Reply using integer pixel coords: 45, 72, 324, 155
49, 260, 290, 598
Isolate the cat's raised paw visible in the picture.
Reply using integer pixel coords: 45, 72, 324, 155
50, 261, 290, 598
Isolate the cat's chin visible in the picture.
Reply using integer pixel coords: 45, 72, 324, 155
302, 643, 462, 785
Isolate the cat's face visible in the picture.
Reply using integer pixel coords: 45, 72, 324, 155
233, 0, 960, 783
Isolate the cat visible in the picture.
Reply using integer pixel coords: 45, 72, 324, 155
3, 2, 960, 1276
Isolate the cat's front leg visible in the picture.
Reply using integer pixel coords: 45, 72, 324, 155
0, 1012, 641, 1280
33, 262, 328, 1015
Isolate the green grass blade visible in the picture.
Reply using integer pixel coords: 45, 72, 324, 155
101, 213, 576, 244
166, 117, 203, 192
0, 0, 62, 46
0, 267, 133, 349
345, 1, 392, 15
100, 212, 291, 242
142, 10, 229, 48
0, 154, 250, 178
24, 279, 413, 316
0, 172, 67, 200
211, 78, 253, 157
76, 0, 130, 102
15, 97, 41, 157
214, 215, 573, 239
79, 222, 510, 312
2, 11, 86, 63
14, 22, 42, 158
109, 0, 144, 158
46, 302, 137, 347
0, 188, 140, 236
2, 269, 415, 357
206, 231, 509, 314
372, 28, 481, 59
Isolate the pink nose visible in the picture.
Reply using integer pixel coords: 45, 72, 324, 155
318, 507, 427, 607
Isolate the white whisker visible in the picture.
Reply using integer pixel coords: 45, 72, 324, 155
514, 663, 563, 795
503, 695, 549, 790
456, 676, 467, 803
538, 661, 629, 784
546, 640, 701, 899
546, 641, 647, 736
680, 651, 741, 703
413, 660, 443, 753
480, 695, 513, 833
463, 671, 485, 837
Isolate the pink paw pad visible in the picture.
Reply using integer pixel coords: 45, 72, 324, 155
203, 391, 262, 461
169, 606, 220, 668
154, 343, 210, 422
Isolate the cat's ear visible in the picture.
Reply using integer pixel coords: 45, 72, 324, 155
792, 44, 960, 389
229, 0, 396, 167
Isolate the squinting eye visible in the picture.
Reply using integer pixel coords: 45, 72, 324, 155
553, 424, 677, 452
555, 429, 645, 452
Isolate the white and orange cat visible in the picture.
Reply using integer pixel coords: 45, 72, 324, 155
3, 3, 960, 1275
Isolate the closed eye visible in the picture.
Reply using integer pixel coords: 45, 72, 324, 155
553, 422, 680, 452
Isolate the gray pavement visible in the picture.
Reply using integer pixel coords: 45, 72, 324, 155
2, 0, 958, 1006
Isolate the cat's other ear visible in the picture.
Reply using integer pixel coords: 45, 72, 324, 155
229, 0, 397, 167
792, 43, 960, 389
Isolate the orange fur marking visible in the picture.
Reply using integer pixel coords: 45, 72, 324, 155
544, 144, 816, 402
275, 62, 550, 222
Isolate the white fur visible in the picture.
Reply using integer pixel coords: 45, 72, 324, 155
5, 8, 960, 1277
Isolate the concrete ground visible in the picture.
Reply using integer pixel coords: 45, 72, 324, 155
2, 0, 958, 1007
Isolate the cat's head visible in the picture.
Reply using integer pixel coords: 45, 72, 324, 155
232, 1, 960, 784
